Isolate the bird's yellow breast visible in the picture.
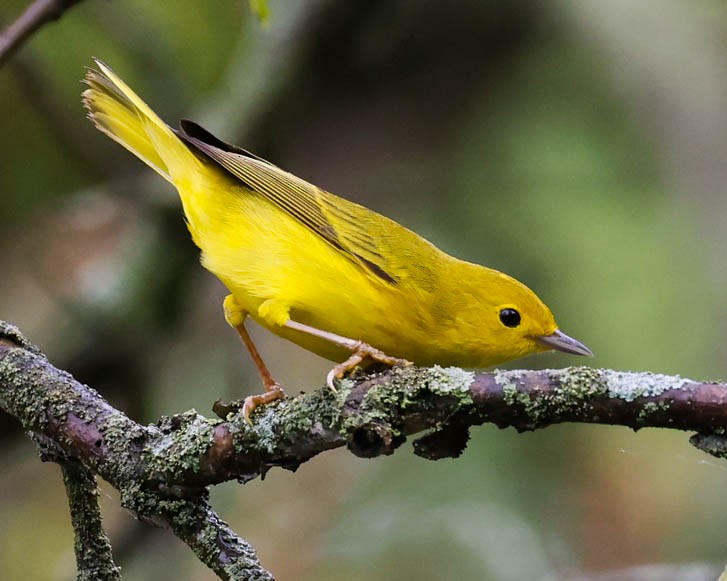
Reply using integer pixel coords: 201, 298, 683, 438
178, 171, 442, 363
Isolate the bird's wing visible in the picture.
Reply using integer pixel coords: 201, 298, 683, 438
178, 120, 400, 285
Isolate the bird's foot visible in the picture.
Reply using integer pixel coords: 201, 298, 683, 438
326, 342, 412, 390
241, 384, 286, 424
213, 383, 286, 425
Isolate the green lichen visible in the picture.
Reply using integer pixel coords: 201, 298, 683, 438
602, 369, 686, 401
0, 349, 64, 431
494, 369, 526, 407
529, 367, 606, 421
0, 321, 43, 355
120, 483, 272, 579
217, 381, 353, 462
494, 367, 695, 427
338, 365, 475, 436
419, 366, 475, 396
494, 367, 609, 425
632, 393, 678, 425
637, 401, 659, 422
245, 383, 347, 454
379, 365, 474, 404
62, 463, 121, 580
556, 367, 607, 398
224, 561, 275, 580
144, 411, 221, 480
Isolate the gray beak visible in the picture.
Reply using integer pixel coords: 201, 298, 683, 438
536, 329, 593, 357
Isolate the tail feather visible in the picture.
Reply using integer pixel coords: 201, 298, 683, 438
82, 58, 197, 183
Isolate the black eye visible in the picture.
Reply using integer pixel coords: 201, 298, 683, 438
499, 308, 521, 328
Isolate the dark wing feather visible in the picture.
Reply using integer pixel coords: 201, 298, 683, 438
177, 121, 398, 285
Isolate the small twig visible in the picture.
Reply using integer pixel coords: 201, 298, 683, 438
0, 0, 85, 67
122, 490, 274, 581
60, 460, 121, 581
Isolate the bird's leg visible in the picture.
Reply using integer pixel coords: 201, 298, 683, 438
283, 319, 412, 390
223, 295, 285, 423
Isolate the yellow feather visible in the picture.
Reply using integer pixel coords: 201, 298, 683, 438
82, 61, 592, 371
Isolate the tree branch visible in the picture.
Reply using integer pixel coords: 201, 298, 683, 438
120, 488, 273, 581
0, 0, 84, 67
2, 319, 726, 578
59, 459, 121, 580
0, 322, 272, 579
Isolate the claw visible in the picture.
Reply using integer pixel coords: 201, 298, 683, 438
241, 384, 286, 425
326, 342, 412, 391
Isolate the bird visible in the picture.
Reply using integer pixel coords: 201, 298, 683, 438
82, 59, 592, 422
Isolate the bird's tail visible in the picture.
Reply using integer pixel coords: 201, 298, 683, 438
82, 59, 199, 184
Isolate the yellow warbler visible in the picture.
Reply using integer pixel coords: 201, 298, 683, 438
82, 60, 591, 420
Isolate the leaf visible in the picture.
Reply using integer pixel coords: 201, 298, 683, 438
248, 0, 271, 24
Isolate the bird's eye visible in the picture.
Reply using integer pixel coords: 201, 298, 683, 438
499, 308, 521, 328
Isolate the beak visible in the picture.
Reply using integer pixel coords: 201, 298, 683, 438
536, 329, 593, 357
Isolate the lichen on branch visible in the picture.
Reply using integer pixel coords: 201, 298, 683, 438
2, 319, 727, 579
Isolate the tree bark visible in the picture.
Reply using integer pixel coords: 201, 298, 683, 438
2, 320, 726, 579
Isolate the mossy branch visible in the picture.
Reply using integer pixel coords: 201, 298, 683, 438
60, 460, 121, 581
2, 320, 727, 579
0, 322, 273, 581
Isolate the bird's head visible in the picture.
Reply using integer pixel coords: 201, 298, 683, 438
448, 264, 592, 367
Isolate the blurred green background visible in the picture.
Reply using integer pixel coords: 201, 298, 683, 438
2, 0, 727, 579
